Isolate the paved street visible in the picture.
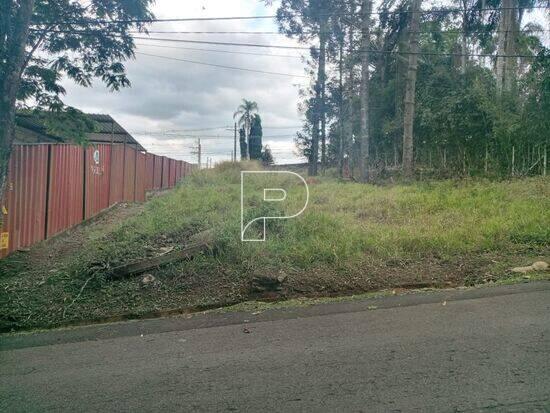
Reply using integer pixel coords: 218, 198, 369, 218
1, 282, 549, 412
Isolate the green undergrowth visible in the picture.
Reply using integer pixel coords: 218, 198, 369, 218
1, 161, 548, 332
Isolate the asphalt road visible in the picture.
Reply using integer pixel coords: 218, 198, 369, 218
1, 282, 549, 412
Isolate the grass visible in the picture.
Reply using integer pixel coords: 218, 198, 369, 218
0, 161, 548, 332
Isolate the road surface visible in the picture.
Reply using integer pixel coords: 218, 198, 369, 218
1, 282, 549, 412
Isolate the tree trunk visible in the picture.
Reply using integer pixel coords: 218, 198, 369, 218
503, 0, 518, 93
496, 0, 518, 94
460, 0, 468, 74
0, 0, 35, 200
338, 36, 345, 177
309, 19, 328, 177
309, 100, 320, 176
344, 21, 355, 175
358, 0, 372, 182
402, 0, 421, 178
319, 18, 328, 174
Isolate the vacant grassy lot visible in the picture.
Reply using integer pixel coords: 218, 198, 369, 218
1, 162, 549, 332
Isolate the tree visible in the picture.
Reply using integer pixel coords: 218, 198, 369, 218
233, 99, 259, 160
271, 0, 340, 175
291, 0, 547, 178
402, 0, 422, 178
239, 127, 248, 160
249, 114, 263, 160
358, 0, 373, 181
0, 0, 154, 198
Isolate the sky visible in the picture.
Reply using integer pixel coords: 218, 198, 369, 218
62, 0, 309, 165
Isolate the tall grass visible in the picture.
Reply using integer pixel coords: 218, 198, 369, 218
72, 162, 549, 276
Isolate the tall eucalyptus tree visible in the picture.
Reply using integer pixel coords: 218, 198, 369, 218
402, 0, 422, 177
269, 0, 340, 175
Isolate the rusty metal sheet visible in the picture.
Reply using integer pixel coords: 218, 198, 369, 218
153, 155, 162, 190
176, 161, 183, 182
109, 144, 125, 205
161, 156, 170, 189
168, 159, 177, 187
145, 153, 155, 191
123, 146, 137, 201
46, 145, 84, 238
0, 145, 48, 257
135, 152, 147, 203
85, 144, 111, 219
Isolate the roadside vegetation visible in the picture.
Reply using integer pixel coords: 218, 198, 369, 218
1, 162, 549, 332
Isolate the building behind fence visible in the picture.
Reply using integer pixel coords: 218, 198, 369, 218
0, 143, 193, 258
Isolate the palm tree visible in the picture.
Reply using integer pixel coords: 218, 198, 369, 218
233, 99, 259, 160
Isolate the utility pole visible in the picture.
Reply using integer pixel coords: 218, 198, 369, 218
234, 122, 237, 163
191, 138, 202, 169
198, 138, 202, 169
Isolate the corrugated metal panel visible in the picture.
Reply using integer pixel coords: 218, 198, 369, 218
176, 161, 183, 182
1, 145, 48, 257
85, 144, 111, 219
169, 159, 177, 187
135, 152, 147, 203
109, 145, 125, 205
145, 153, 155, 191
161, 157, 170, 189
47, 145, 84, 238
153, 155, 163, 189
1, 143, 189, 259
123, 146, 137, 201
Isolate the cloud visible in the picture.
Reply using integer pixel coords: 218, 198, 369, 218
61, 0, 308, 164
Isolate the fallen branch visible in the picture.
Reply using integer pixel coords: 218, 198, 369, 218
110, 230, 215, 280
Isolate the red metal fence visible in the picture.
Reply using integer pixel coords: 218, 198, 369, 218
1, 143, 193, 258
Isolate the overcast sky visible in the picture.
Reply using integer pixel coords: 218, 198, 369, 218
62, 0, 308, 165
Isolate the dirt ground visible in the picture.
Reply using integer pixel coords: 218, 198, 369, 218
16, 202, 145, 274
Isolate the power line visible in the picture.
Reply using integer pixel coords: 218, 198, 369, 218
135, 30, 285, 35
132, 36, 545, 58
32, 27, 550, 36
135, 51, 308, 77
133, 126, 303, 135
31, 6, 550, 26
134, 40, 546, 62
127, 28, 550, 35
137, 126, 231, 133
135, 43, 304, 59
142, 134, 297, 139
